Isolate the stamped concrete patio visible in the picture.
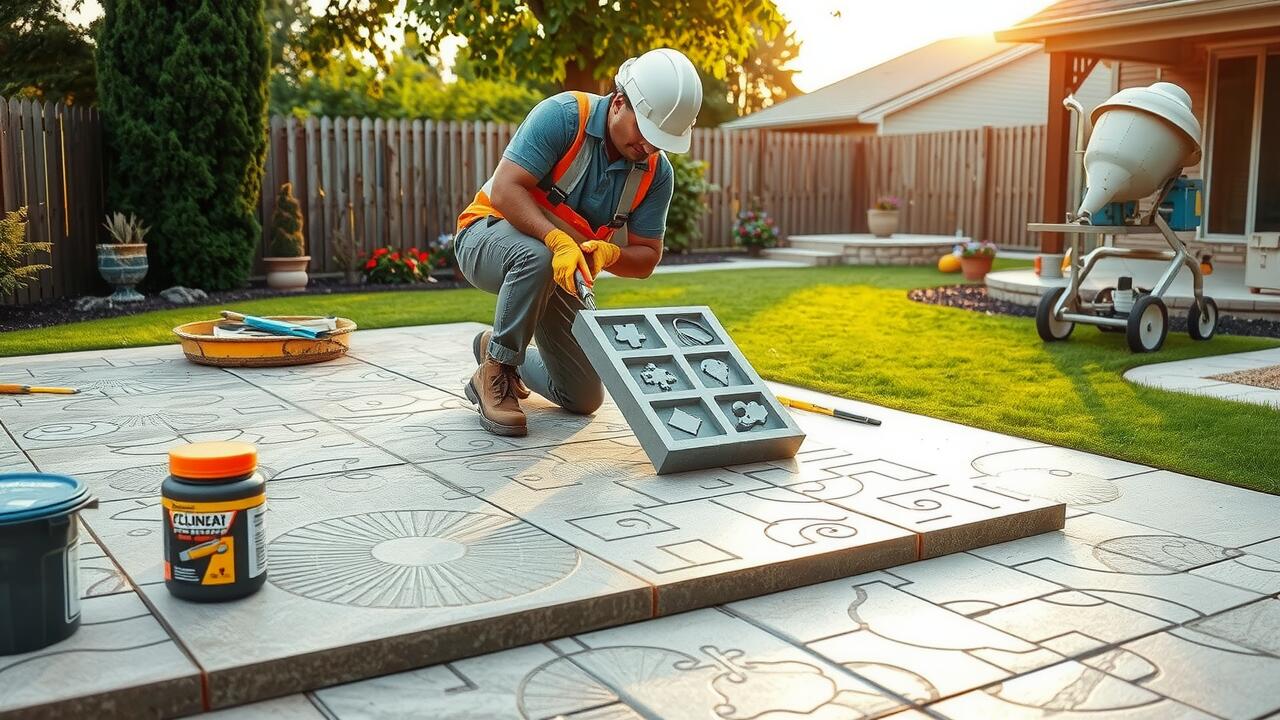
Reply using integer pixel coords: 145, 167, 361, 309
1, 322, 1278, 719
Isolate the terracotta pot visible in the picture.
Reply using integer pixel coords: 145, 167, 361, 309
264, 256, 311, 291
867, 209, 899, 238
960, 255, 994, 281
745, 245, 763, 258
96, 243, 148, 302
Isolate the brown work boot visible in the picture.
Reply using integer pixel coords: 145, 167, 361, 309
465, 359, 527, 437
472, 330, 530, 399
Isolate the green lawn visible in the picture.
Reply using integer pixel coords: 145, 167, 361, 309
5, 259, 1277, 493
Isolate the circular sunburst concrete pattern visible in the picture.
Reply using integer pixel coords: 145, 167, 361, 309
268, 510, 579, 608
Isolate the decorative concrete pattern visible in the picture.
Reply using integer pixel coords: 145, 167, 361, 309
8, 324, 1278, 718
1124, 348, 1280, 409
0, 593, 202, 719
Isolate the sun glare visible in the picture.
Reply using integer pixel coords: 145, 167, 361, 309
775, 0, 1059, 93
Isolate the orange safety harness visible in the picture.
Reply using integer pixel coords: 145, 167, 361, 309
458, 92, 658, 244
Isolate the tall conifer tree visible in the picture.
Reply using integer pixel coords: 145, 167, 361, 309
97, 1, 269, 289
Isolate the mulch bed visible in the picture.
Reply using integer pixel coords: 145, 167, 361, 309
908, 284, 1280, 339
0, 250, 745, 332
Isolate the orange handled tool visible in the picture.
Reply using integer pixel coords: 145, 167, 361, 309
0, 384, 79, 394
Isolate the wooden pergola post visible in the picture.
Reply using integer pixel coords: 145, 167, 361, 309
1042, 52, 1101, 253
1042, 52, 1072, 253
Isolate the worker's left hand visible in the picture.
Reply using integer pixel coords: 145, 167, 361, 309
581, 240, 621, 278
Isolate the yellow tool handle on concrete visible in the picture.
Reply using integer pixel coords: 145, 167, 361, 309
776, 395, 881, 426
0, 384, 79, 394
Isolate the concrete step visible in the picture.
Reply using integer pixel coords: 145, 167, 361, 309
761, 247, 844, 266
786, 236, 857, 254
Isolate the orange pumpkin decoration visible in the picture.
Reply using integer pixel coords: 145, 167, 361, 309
938, 254, 962, 273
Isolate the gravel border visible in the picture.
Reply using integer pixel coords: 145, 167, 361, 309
907, 284, 1280, 339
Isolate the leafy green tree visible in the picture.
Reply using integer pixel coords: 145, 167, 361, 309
297, 1, 786, 92
0, 1, 97, 104
699, 26, 804, 127
271, 44, 542, 122
97, 0, 270, 290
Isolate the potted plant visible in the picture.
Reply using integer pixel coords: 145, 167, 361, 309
958, 239, 998, 281
733, 202, 779, 257
1, 207, 51, 296
98, 211, 150, 302
264, 182, 309, 291
867, 195, 900, 237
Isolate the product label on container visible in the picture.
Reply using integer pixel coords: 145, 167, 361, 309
162, 494, 265, 587
246, 501, 267, 578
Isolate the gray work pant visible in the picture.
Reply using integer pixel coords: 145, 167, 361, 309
454, 216, 604, 415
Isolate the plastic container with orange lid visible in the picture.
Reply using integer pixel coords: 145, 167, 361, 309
162, 442, 267, 601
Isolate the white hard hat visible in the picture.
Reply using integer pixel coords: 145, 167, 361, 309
615, 48, 703, 154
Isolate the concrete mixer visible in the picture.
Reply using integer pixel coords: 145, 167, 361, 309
1029, 81, 1217, 353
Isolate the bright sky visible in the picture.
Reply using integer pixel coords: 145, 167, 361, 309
67, 0, 1058, 94
776, 0, 1058, 92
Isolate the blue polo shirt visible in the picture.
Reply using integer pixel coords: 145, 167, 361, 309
503, 92, 674, 240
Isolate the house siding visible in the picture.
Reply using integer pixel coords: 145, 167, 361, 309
879, 53, 1114, 135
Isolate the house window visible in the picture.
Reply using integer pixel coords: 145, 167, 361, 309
1206, 50, 1280, 237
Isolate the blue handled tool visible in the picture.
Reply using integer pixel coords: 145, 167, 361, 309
220, 311, 329, 339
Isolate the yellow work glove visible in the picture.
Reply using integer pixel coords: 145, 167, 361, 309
581, 240, 622, 279
542, 228, 590, 296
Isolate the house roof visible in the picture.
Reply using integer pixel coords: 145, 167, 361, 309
996, 0, 1280, 42
721, 36, 1032, 131
1014, 0, 1182, 27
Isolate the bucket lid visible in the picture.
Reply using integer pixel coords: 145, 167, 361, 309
169, 441, 257, 480
0, 472, 94, 525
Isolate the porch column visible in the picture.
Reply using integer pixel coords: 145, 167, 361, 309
1042, 51, 1072, 253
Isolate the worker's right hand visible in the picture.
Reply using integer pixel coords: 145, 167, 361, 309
542, 228, 590, 297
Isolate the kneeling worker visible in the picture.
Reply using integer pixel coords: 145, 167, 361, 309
453, 48, 703, 436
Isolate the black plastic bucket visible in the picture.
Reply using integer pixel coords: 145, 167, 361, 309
0, 472, 98, 655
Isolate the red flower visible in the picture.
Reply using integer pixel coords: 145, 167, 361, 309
390, 252, 400, 261
374, 248, 388, 258
364, 258, 377, 269
405, 257, 417, 268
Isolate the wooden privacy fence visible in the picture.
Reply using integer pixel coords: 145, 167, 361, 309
858, 125, 1046, 245
0, 99, 105, 307
261, 118, 865, 269
265, 120, 1043, 273
0, 97, 1047, 306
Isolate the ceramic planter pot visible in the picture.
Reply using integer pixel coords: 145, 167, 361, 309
867, 209, 899, 238
96, 243, 148, 302
264, 256, 310, 291
961, 255, 995, 281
